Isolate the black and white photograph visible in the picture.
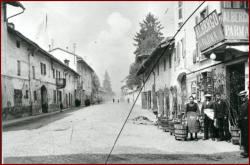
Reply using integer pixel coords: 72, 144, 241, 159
1, 1, 249, 164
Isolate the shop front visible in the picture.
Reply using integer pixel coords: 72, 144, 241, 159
194, 7, 249, 127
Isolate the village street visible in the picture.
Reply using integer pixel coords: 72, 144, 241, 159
2, 102, 248, 164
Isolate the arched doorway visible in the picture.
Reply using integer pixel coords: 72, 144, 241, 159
177, 72, 187, 113
41, 85, 48, 113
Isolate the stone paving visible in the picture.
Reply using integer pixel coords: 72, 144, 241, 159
2, 102, 248, 164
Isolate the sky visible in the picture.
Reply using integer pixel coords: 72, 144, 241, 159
7, 1, 175, 96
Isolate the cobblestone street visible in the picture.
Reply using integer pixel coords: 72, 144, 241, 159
3, 102, 248, 164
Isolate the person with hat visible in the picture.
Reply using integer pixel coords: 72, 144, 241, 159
201, 93, 216, 140
238, 90, 249, 158
214, 93, 231, 142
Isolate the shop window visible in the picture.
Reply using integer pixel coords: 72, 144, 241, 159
17, 60, 21, 76
14, 89, 22, 106
34, 91, 37, 101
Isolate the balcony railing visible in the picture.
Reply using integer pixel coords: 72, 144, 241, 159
56, 78, 66, 89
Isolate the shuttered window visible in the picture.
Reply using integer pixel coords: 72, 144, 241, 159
17, 60, 21, 76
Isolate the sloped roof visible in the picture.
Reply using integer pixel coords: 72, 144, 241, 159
136, 39, 175, 76
7, 26, 79, 76
49, 48, 94, 72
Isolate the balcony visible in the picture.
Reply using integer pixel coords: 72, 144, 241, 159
56, 78, 66, 89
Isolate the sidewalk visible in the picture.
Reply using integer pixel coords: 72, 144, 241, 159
2, 105, 87, 128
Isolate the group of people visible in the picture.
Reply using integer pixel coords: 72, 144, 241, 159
112, 98, 119, 103
185, 91, 249, 158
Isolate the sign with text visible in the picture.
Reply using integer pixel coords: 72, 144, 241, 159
222, 9, 249, 40
194, 10, 225, 52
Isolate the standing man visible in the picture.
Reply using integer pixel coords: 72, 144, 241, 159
201, 93, 216, 141
214, 93, 231, 141
238, 91, 249, 158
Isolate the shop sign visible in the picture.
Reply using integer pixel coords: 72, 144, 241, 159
194, 10, 225, 52
222, 9, 249, 40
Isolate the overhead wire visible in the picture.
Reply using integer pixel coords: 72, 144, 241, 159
104, 1, 206, 164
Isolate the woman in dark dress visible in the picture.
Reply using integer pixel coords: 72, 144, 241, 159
185, 96, 200, 140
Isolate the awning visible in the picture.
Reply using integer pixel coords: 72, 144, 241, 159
136, 39, 175, 76
201, 40, 249, 61
226, 45, 249, 52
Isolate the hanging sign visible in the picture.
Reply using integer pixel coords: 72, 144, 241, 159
222, 9, 249, 40
194, 10, 225, 52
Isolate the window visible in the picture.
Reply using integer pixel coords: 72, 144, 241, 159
32, 66, 35, 79
200, 7, 208, 20
53, 90, 57, 104
40, 63, 46, 75
58, 71, 61, 79
222, 1, 248, 9
163, 58, 166, 71
14, 89, 22, 106
57, 90, 62, 102
52, 68, 55, 78
17, 60, 21, 76
16, 40, 20, 48
181, 38, 185, 58
176, 42, 181, 64
157, 64, 159, 75
34, 91, 37, 101
169, 53, 172, 68
178, 1, 183, 19
25, 90, 29, 99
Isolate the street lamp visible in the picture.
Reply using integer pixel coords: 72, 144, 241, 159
210, 53, 216, 60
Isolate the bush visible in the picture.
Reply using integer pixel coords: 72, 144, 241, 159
75, 99, 81, 107
85, 99, 91, 106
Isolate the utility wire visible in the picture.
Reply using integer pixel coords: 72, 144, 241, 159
104, 1, 205, 164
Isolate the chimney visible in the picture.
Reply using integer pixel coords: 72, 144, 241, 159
64, 59, 70, 66
48, 44, 51, 51
66, 46, 68, 51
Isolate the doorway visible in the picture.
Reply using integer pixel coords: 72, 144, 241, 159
41, 85, 48, 113
226, 62, 245, 125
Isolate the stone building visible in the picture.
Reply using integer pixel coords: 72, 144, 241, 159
137, 1, 249, 120
1, 2, 80, 120
49, 48, 96, 105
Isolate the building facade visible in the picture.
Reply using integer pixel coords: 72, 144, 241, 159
1, 2, 79, 120
137, 1, 249, 121
49, 48, 96, 105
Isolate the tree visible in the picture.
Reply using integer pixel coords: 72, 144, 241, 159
134, 12, 164, 57
126, 13, 164, 88
126, 63, 142, 89
102, 71, 114, 95
92, 73, 101, 93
